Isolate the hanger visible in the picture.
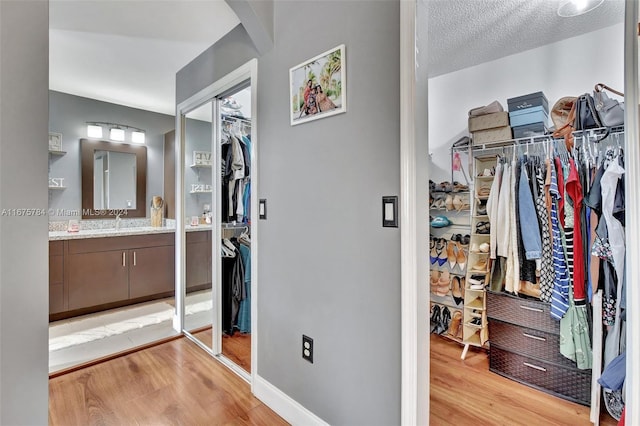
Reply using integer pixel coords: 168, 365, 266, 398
222, 238, 237, 253
238, 226, 251, 245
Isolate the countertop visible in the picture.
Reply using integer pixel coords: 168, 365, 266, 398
49, 225, 212, 241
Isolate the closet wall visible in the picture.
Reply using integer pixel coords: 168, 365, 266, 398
176, 2, 401, 424
428, 23, 624, 183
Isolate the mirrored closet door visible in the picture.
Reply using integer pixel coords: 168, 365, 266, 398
177, 61, 256, 382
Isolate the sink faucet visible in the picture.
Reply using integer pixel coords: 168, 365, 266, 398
115, 213, 122, 230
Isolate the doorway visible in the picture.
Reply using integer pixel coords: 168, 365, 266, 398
176, 60, 258, 383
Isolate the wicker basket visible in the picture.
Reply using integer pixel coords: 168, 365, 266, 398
488, 319, 577, 368
486, 291, 558, 334
490, 344, 591, 406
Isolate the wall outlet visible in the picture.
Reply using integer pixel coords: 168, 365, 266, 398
302, 335, 313, 363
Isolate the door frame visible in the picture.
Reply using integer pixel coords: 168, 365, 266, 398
175, 58, 258, 388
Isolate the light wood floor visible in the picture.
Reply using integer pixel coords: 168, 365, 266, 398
49, 336, 288, 426
430, 334, 618, 426
191, 328, 252, 373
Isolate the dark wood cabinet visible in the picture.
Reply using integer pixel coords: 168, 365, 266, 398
129, 245, 175, 298
49, 241, 65, 314
68, 250, 130, 310
51, 233, 176, 320
186, 230, 212, 291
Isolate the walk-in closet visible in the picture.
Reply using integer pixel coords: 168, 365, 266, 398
424, 1, 628, 424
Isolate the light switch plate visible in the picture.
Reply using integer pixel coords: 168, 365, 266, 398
259, 199, 267, 220
382, 196, 398, 227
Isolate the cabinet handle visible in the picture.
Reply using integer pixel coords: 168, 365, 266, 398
523, 362, 547, 372
519, 305, 544, 313
133, 251, 137, 266
122, 252, 126, 267
523, 333, 546, 342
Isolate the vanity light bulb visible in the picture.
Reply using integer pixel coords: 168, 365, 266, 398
110, 128, 125, 141
131, 131, 145, 144
87, 124, 103, 138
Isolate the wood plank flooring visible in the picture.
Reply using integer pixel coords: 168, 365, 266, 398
430, 334, 618, 426
49, 336, 288, 426
190, 328, 252, 373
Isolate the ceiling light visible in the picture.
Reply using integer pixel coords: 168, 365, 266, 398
109, 127, 125, 141
557, 0, 604, 17
87, 124, 103, 138
131, 130, 146, 144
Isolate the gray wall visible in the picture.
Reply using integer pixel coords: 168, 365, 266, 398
177, 1, 401, 424
0, 1, 49, 424
184, 117, 213, 218
48, 91, 174, 219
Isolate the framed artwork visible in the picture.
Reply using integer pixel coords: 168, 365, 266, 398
49, 132, 62, 151
290, 44, 346, 126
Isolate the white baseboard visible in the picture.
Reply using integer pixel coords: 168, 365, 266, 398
253, 375, 329, 426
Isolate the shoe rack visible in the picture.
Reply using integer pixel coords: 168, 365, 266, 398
429, 183, 471, 344
460, 155, 496, 359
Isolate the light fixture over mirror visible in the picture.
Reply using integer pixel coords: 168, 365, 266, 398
557, 0, 604, 17
109, 127, 125, 141
86, 122, 146, 144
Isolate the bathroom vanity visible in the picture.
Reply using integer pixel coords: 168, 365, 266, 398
49, 226, 212, 321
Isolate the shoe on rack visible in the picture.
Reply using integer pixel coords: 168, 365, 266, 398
475, 221, 490, 234
470, 258, 488, 273
438, 306, 451, 335
446, 241, 457, 269
455, 242, 467, 272
468, 275, 485, 290
436, 239, 448, 267
479, 242, 490, 253
430, 269, 440, 293
447, 310, 463, 338
451, 276, 464, 305
431, 215, 452, 228
468, 100, 504, 117
430, 304, 442, 334
437, 270, 451, 297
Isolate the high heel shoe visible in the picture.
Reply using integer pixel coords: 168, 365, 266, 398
455, 242, 467, 272
436, 239, 448, 267
448, 310, 463, 338
429, 239, 438, 264
446, 241, 457, 269
451, 275, 464, 305
430, 304, 442, 333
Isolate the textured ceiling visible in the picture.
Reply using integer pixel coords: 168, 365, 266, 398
50, 1, 627, 114
424, 0, 625, 78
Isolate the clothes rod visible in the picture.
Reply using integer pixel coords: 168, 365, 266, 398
469, 125, 624, 151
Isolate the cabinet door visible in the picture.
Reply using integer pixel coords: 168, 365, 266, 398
68, 251, 129, 310
49, 241, 65, 314
129, 245, 175, 299
186, 231, 211, 290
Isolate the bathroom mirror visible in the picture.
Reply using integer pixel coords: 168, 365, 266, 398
81, 138, 147, 218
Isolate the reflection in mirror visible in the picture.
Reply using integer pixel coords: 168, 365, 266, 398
220, 85, 252, 375
81, 139, 147, 218
183, 101, 214, 350
93, 150, 137, 210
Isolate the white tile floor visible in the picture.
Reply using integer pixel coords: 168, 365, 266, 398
49, 291, 213, 373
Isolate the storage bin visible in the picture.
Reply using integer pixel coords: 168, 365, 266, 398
468, 111, 509, 132
513, 122, 548, 139
507, 91, 549, 113
509, 106, 549, 127
471, 126, 512, 145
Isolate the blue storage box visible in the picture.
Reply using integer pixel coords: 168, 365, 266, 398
513, 122, 548, 139
509, 106, 549, 127
507, 91, 548, 113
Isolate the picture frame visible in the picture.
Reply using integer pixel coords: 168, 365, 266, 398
49, 132, 63, 151
290, 44, 346, 126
